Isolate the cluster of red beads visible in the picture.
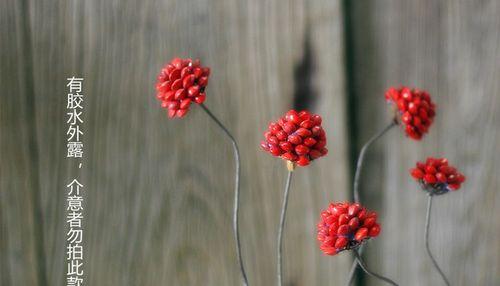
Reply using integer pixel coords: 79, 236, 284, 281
155, 58, 210, 118
260, 110, 328, 167
317, 202, 380, 255
410, 157, 466, 195
385, 86, 436, 140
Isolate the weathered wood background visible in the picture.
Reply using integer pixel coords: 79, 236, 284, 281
1, 0, 499, 285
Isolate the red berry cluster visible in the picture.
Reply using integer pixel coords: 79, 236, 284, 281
155, 58, 210, 118
385, 86, 436, 140
317, 202, 380, 255
260, 110, 328, 167
410, 157, 466, 195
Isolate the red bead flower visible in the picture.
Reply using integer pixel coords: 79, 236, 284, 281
317, 202, 380, 255
385, 86, 436, 140
410, 157, 466, 195
155, 57, 210, 118
260, 110, 328, 167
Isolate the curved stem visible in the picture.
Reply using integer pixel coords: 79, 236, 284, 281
200, 104, 248, 286
425, 195, 451, 286
345, 245, 364, 286
277, 169, 294, 286
354, 250, 399, 286
353, 120, 396, 203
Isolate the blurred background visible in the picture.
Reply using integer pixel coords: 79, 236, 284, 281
1, 0, 499, 285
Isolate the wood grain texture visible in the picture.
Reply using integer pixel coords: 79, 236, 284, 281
1, 0, 349, 285
2, 0, 500, 285
348, 0, 500, 285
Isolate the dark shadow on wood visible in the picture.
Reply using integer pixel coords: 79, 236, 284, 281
293, 27, 317, 111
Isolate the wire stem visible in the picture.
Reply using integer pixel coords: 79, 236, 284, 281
425, 195, 451, 286
353, 120, 396, 203
277, 169, 294, 286
353, 249, 399, 286
200, 104, 248, 286
345, 245, 364, 286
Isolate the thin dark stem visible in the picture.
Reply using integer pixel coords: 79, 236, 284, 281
200, 104, 248, 286
346, 245, 364, 286
354, 250, 399, 286
425, 195, 451, 286
277, 170, 294, 286
353, 120, 396, 203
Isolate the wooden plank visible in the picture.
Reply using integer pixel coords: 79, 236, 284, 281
348, 1, 500, 285
0, 0, 45, 285
14, 0, 350, 285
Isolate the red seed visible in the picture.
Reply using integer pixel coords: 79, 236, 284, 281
338, 214, 349, 225
424, 174, 437, 184
401, 112, 412, 124
295, 145, 310, 155
174, 88, 186, 100
182, 75, 195, 88
425, 165, 437, 174
369, 224, 381, 237
180, 98, 191, 109
325, 215, 336, 225
348, 217, 360, 230
348, 204, 361, 216
411, 168, 425, 179
176, 109, 189, 118
337, 225, 350, 236
193, 67, 203, 78
303, 137, 317, 147
283, 122, 297, 134
363, 217, 376, 228
260, 141, 269, 151
187, 85, 200, 97
198, 76, 209, 87
314, 140, 326, 149
311, 126, 321, 136
309, 149, 322, 159
171, 79, 182, 90
288, 134, 302, 145
269, 145, 282, 156
281, 152, 296, 161
300, 120, 314, 129
357, 209, 367, 220
296, 128, 312, 137
311, 115, 322, 125
285, 110, 301, 124
354, 228, 368, 241
435, 172, 446, 182
296, 156, 310, 166
276, 131, 287, 141
268, 136, 279, 145
334, 237, 348, 250
194, 93, 206, 104
279, 141, 293, 152
167, 109, 177, 118
328, 222, 338, 234
331, 205, 347, 216
167, 101, 179, 109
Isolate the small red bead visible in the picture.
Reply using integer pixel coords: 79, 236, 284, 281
334, 237, 348, 249
410, 168, 425, 179
354, 228, 368, 241
424, 174, 437, 184
369, 224, 381, 237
